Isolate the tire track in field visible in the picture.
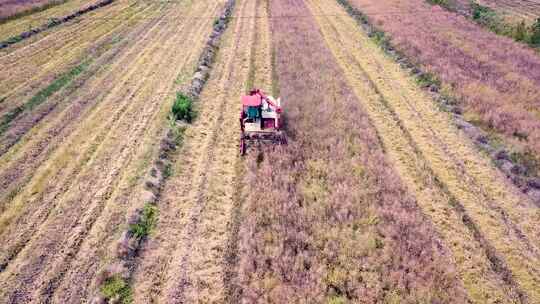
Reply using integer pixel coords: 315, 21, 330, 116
223, 1, 272, 300
0, 2, 222, 301
307, 0, 540, 302
130, 0, 266, 302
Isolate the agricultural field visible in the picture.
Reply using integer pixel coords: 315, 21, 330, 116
0, 0, 67, 21
0, 0, 104, 40
350, 0, 540, 174
0, 0, 539, 303
471, 0, 540, 23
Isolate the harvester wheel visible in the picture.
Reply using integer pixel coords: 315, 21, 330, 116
240, 136, 246, 155
278, 131, 287, 145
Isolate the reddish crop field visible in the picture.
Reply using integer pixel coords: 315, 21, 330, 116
476, 0, 540, 21
234, 0, 467, 302
350, 0, 540, 159
0, 0, 64, 20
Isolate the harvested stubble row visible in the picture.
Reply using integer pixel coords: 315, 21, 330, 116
93, 0, 235, 302
130, 0, 269, 301
0, 0, 155, 116
348, 0, 540, 168
0, 0, 222, 302
311, 0, 540, 302
0, 0, 116, 49
0, 0, 164, 211
235, 0, 469, 302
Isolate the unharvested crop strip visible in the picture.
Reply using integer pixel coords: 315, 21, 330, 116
323, 1, 540, 300
426, 0, 540, 49
222, 160, 247, 303
92, 1, 236, 302
312, 7, 525, 300
0, 0, 115, 49
335, 1, 540, 249
0, 0, 70, 25
237, 0, 468, 302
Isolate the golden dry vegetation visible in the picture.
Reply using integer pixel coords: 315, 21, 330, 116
0, 0, 538, 302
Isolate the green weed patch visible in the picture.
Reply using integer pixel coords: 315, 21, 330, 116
100, 276, 133, 304
129, 203, 158, 239
171, 92, 193, 122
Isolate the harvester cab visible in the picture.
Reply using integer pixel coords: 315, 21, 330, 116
239, 89, 286, 155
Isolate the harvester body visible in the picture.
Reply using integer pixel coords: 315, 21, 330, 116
239, 89, 285, 155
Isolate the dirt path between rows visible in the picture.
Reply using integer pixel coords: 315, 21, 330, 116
307, 0, 540, 302
131, 0, 271, 302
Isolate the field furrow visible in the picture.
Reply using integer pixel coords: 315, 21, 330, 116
0, 0, 222, 302
130, 0, 270, 302
307, 0, 540, 301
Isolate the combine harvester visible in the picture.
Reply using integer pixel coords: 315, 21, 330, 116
239, 89, 286, 155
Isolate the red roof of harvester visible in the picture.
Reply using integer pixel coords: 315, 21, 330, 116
242, 95, 261, 106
